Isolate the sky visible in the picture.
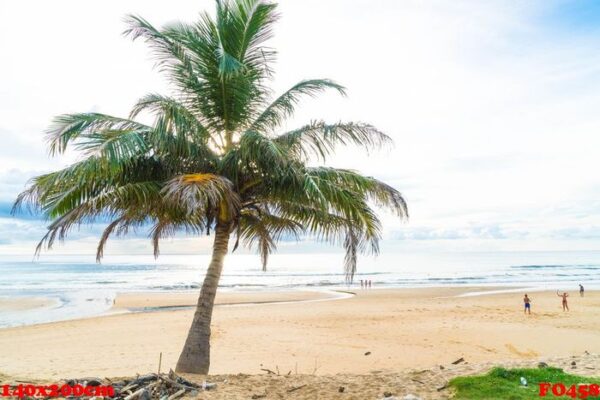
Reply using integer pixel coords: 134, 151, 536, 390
1, 0, 600, 257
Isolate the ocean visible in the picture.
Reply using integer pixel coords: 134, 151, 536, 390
1, 250, 599, 328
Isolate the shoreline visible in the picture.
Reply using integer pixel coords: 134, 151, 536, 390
113, 289, 354, 312
0, 289, 347, 330
0, 285, 532, 328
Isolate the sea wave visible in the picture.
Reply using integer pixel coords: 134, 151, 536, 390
511, 264, 600, 270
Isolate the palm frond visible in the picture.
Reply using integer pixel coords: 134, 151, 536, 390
344, 226, 358, 283
238, 210, 302, 270
306, 167, 408, 218
75, 130, 149, 163
276, 121, 392, 161
250, 79, 346, 132
124, 15, 197, 77
237, 130, 288, 167
97, 216, 131, 261
215, 0, 278, 75
46, 113, 150, 156
33, 158, 162, 219
277, 201, 373, 282
149, 217, 205, 258
130, 93, 220, 156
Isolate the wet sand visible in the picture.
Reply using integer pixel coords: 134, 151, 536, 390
0, 296, 57, 312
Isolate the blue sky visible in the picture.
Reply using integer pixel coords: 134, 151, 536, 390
541, 1, 600, 31
2, 0, 600, 256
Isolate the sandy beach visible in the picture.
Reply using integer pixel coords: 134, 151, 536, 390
0, 296, 57, 312
0, 287, 598, 385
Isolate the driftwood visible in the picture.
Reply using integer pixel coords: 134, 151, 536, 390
286, 384, 306, 393
53, 369, 210, 399
124, 388, 150, 400
451, 357, 465, 365
260, 368, 277, 375
167, 388, 186, 400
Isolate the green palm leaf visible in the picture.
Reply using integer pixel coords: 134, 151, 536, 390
276, 121, 392, 161
250, 79, 346, 133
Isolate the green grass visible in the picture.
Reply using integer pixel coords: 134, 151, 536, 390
449, 366, 600, 399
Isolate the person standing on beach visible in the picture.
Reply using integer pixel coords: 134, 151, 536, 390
523, 294, 531, 315
579, 284, 584, 297
557, 291, 569, 311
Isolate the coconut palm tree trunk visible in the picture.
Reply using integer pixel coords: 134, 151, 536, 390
175, 222, 230, 374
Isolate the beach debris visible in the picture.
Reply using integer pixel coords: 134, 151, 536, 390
56, 369, 210, 399
520, 377, 528, 387
166, 388, 184, 400
139, 389, 152, 400
78, 378, 103, 386
439, 365, 445, 370
286, 384, 306, 393
537, 362, 549, 369
338, 386, 345, 393
260, 368, 277, 375
401, 395, 422, 400
451, 357, 465, 365
436, 383, 449, 392
383, 391, 394, 397
364, 351, 372, 356
124, 388, 147, 400
571, 361, 577, 366
202, 381, 217, 390
311, 357, 321, 374
251, 394, 266, 399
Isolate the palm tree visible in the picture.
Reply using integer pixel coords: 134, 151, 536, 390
14, 0, 408, 374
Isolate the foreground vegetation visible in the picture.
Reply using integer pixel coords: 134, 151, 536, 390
450, 366, 600, 399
